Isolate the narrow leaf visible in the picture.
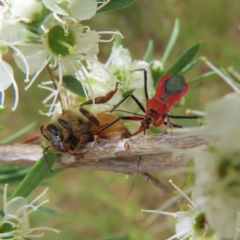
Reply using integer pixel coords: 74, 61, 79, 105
220, 67, 240, 87
40, 207, 65, 217
0, 167, 30, 182
179, 57, 201, 75
0, 122, 37, 144
220, 67, 235, 80
63, 75, 86, 98
97, 0, 135, 13
188, 71, 216, 84
10, 151, 56, 199
161, 19, 180, 64
143, 40, 153, 62
164, 42, 201, 75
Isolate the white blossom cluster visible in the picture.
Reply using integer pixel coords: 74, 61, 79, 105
0, 0, 115, 112
0, 185, 59, 239
190, 93, 240, 240
143, 62, 240, 239
0, 0, 155, 117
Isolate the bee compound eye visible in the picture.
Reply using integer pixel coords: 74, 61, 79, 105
58, 118, 69, 129
165, 75, 185, 94
47, 124, 59, 136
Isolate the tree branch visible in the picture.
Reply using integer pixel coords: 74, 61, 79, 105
0, 133, 207, 174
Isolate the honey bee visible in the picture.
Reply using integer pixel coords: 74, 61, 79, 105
79, 83, 131, 140
40, 110, 92, 158
41, 81, 131, 171
80, 110, 131, 140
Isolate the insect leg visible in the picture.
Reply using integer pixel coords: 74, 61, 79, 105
96, 115, 144, 136
110, 94, 146, 113
79, 108, 100, 126
81, 83, 119, 106
42, 146, 53, 173
132, 68, 149, 100
168, 115, 202, 119
163, 121, 183, 128
168, 114, 202, 126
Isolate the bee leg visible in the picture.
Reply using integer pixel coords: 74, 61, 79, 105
60, 143, 88, 160
80, 108, 100, 127
58, 118, 91, 141
74, 151, 88, 161
42, 146, 53, 173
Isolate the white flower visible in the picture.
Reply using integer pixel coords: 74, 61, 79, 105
38, 79, 79, 116
12, 14, 121, 115
0, 5, 28, 43
108, 45, 153, 94
86, 44, 153, 114
42, 0, 109, 21
0, 184, 59, 239
8, 0, 43, 22
192, 94, 240, 239
142, 181, 215, 240
0, 55, 18, 110
150, 59, 164, 72
0, 0, 121, 112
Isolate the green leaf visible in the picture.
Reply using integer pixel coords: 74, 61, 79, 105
98, 236, 130, 240
0, 122, 37, 144
143, 40, 153, 62
188, 71, 216, 84
122, 89, 135, 98
164, 41, 201, 75
220, 67, 235, 80
97, 0, 135, 13
0, 222, 15, 234
216, 67, 240, 91
10, 151, 56, 199
63, 75, 86, 98
0, 167, 30, 183
179, 57, 201, 75
161, 19, 180, 64
40, 206, 65, 217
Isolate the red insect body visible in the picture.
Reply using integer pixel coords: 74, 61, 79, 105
131, 74, 188, 135
155, 74, 188, 106
98, 72, 197, 137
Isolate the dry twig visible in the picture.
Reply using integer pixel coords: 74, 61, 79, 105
0, 133, 208, 193
0, 133, 207, 173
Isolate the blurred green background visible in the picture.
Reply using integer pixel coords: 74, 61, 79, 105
1, 0, 240, 239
